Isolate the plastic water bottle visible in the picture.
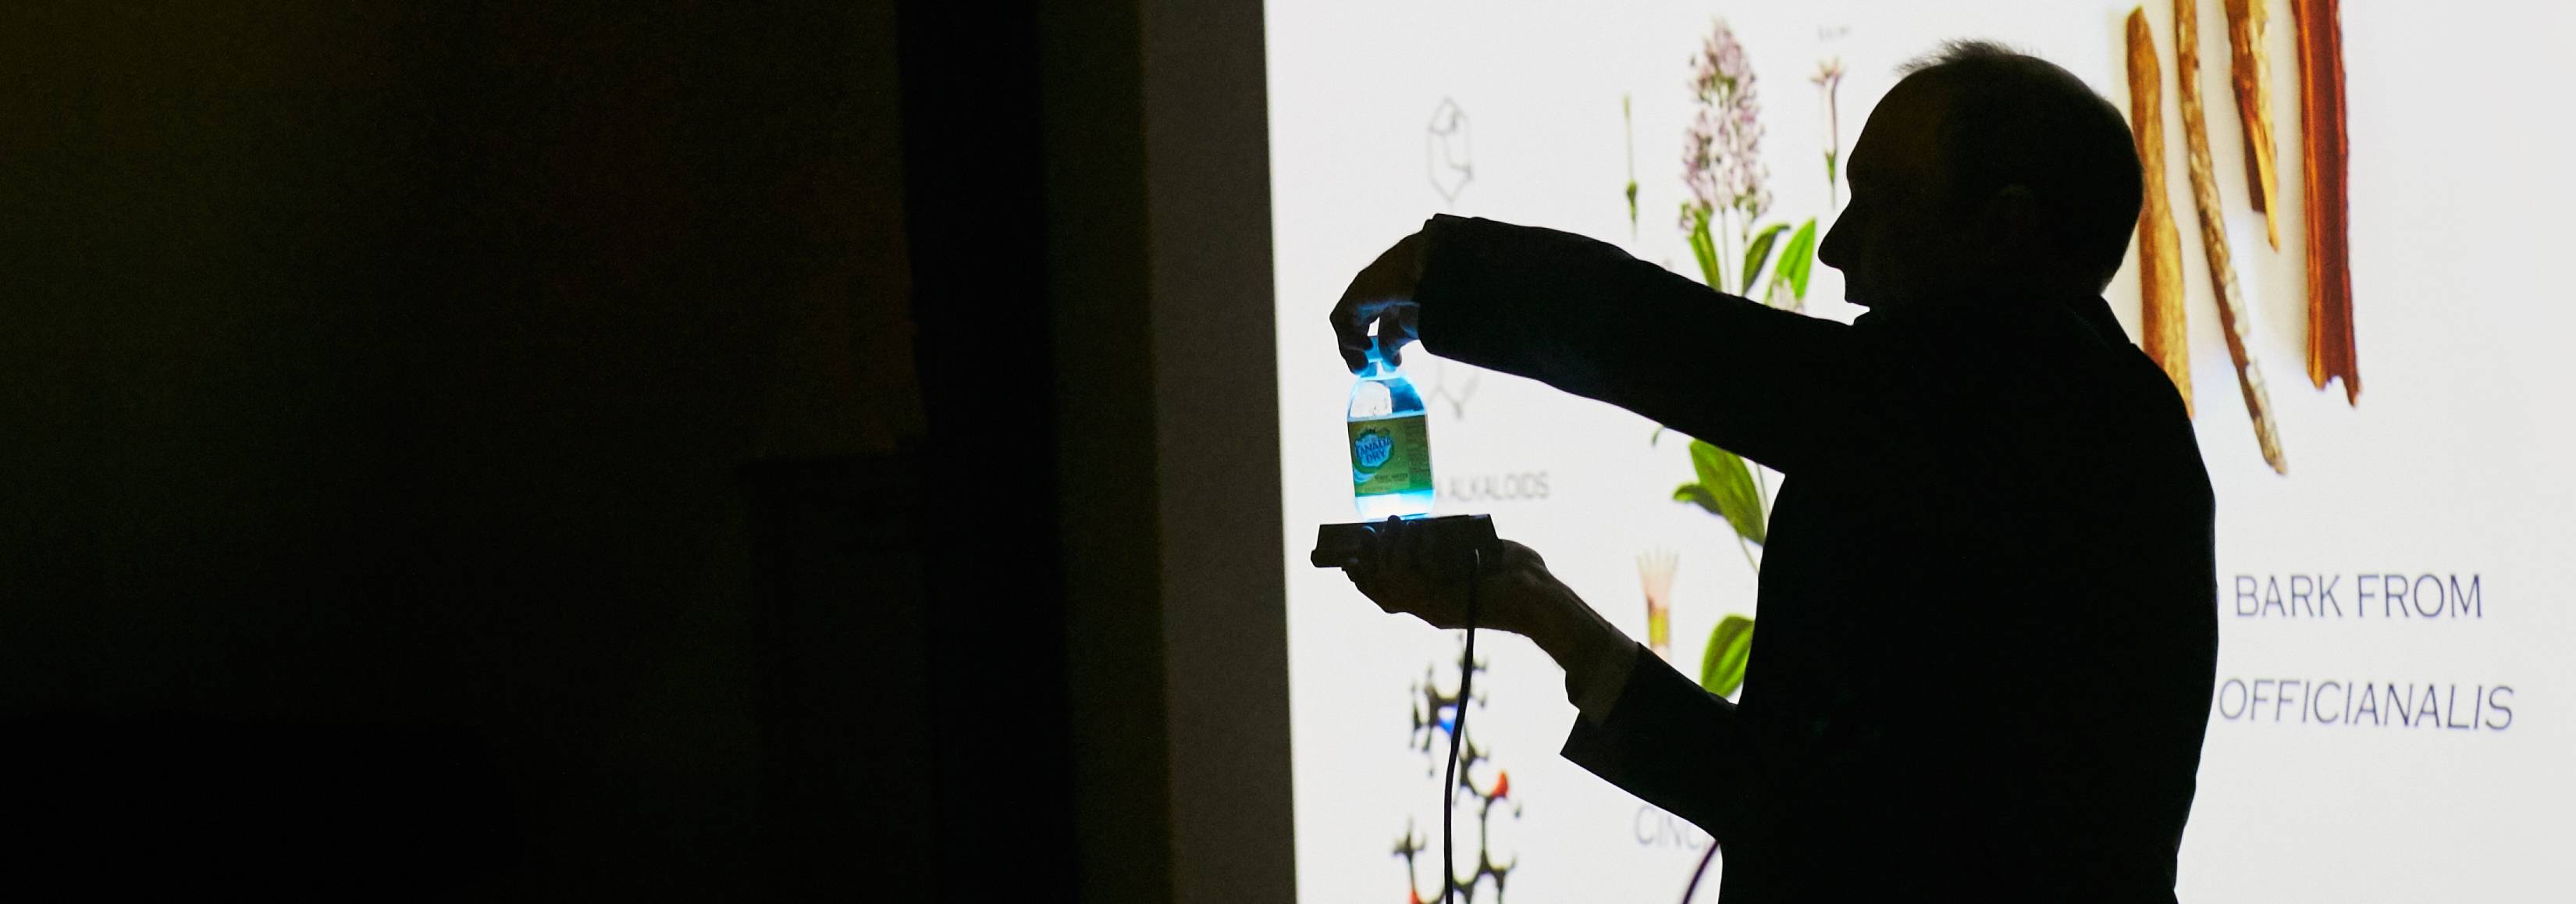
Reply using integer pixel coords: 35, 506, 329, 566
1348, 335, 1435, 518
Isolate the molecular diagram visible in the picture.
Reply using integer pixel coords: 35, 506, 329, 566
1407, 355, 1481, 419
1425, 98, 1473, 208
1394, 644, 1518, 903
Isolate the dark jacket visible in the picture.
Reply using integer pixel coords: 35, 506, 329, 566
1414, 215, 2217, 902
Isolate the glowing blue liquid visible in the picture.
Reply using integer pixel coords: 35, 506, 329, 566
1354, 486, 1436, 519
1350, 340, 1434, 518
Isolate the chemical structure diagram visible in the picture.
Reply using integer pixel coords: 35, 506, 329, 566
1425, 97, 1473, 208
1411, 96, 1485, 418
1407, 355, 1481, 419
1393, 645, 1518, 903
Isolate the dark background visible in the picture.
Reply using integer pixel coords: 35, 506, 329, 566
0, 1, 1279, 899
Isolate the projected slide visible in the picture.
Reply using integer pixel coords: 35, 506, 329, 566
1270, 2, 2574, 900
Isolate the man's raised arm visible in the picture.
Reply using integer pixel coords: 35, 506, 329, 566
1334, 215, 1863, 473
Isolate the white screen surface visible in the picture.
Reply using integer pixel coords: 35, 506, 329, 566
1268, 2, 2576, 901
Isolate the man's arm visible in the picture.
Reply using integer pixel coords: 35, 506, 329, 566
1559, 644, 1767, 845
1350, 521, 1766, 844
1411, 215, 1863, 473
1503, 546, 1764, 846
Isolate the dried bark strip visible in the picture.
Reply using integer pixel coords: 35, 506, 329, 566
2126, 9, 2192, 416
2177, 0, 2289, 474
2224, 0, 2282, 249
2294, 0, 2359, 403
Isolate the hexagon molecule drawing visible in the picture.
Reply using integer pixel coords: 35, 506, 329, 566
1425, 98, 1473, 208
1411, 355, 1480, 419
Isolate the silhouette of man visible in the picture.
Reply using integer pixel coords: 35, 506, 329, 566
1333, 43, 2215, 901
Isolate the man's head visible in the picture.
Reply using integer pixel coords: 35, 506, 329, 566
1818, 41, 2143, 311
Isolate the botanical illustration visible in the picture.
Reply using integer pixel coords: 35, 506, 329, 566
1678, 21, 1819, 311
2122, 0, 2360, 476
1657, 16, 1844, 693
2171, 0, 2290, 475
1638, 550, 1678, 660
1645, 18, 1845, 902
2289, 0, 2357, 401
2125, 9, 2194, 415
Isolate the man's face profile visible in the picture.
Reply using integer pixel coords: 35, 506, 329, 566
1818, 76, 1972, 313
1820, 54, 2140, 310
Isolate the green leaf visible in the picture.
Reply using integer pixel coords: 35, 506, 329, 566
1672, 482, 1720, 514
1772, 218, 1818, 302
1685, 208, 1723, 290
1739, 222, 1789, 294
1699, 614, 1756, 696
1679, 440, 1767, 546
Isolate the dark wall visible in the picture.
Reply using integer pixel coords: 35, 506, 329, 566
0, 1, 922, 897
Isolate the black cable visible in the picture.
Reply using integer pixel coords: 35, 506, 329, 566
1442, 547, 1482, 904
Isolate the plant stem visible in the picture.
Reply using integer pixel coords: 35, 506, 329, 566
1749, 463, 1770, 570
1715, 211, 1732, 293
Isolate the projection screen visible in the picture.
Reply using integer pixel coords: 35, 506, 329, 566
1268, 2, 2574, 900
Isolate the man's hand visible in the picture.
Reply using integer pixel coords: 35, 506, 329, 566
1341, 516, 1558, 638
1342, 518, 1641, 710
1330, 230, 1429, 372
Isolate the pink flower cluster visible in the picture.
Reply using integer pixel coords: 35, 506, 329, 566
1681, 18, 1770, 230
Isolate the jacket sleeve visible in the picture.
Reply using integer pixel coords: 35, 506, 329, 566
1560, 644, 1770, 845
1413, 215, 1866, 474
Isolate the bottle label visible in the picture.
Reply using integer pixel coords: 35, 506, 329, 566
1349, 415, 1432, 495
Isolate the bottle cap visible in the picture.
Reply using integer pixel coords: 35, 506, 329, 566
1358, 333, 1389, 375
1368, 332, 1410, 368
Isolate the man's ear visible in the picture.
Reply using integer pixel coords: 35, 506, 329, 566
1984, 185, 2041, 250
